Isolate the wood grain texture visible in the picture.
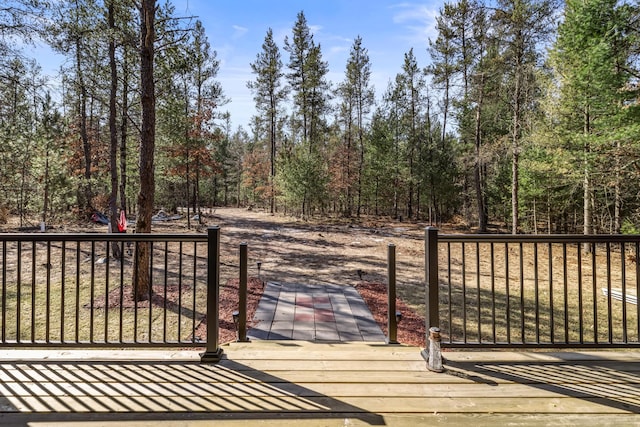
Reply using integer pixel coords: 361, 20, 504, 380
0, 343, 639, 426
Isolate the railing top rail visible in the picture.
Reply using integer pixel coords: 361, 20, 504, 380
437, 233, 640, 244
0, 233, 208, 243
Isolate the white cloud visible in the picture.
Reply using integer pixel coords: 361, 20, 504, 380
390, 3, 439, 43
329, 45, 349, 56
309, 24, 324, 34
232, 25, 249, 39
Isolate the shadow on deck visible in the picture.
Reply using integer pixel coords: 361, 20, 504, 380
0, 344, 639, 426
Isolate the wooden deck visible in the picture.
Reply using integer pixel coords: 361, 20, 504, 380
1, 342, 639, 426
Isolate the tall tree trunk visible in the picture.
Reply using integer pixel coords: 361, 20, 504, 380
120, 52, 129, 214
195, 164, 201, 223
346, 117, 353, 216
356, 124, 364, 218
511, 55, 523, 235
583, 106, 593, 251
393, 123, 399, 220
77, 38, 91, 212
270, 94, 276, 214
132, 0, 156, 301
185, 83, 191, 230
533, 198, 538, 234
584, 165, 592, 234
43, 147, 50, 227
474, 74, 487, 232
583, 106, 592, 235
407, 154, 414, 219
511, 135, 520, 235
213, 176, 218, 206
614, 139, 621, 233
107, 0, 121, 259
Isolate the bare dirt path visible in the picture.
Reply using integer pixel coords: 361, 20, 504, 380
207, 207, 431, 346
210, 207, 428, 293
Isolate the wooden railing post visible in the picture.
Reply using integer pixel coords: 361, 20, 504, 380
237, 242, 249, 342
387, 244, 398, 344
201, 226, 223, 363
422, 226, 443, 371
425, 227, 440, 329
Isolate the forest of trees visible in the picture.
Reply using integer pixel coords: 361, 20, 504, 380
2, 0, 640, 235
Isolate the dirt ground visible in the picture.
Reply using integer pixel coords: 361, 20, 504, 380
204, 207, 429, 291
9, 207, 436, 286
0, 208, 436, 345
70, 207, 635, 347
200, 207, 434, 346
3, 207, 441, 346
10, 207, 624, 347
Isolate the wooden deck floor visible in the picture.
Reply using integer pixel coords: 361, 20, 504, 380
1, 342, 639, 426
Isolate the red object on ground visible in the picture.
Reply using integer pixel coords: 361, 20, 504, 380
117, 210, 127, 232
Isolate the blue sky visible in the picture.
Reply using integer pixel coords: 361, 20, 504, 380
176, 0, 439, 130
32, 1, 440, 131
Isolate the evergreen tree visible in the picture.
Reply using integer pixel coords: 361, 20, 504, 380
0, 57, 42, 225
397, 48, 426, 219
430, 0, 491, 230
37, 93, 69, 226
107, 0, 121, 256
282, 11, 331, 216
284, 11, 330, 147
381, 76, 410, 219
132, 0, 156, 301
248, 28, 286, 214
0, 0, 45, 55
363, 108, 397, 216
48, 0, 103, 213
428, 4, 457, 144
188, 20, 224, 225
336, 36, 374, 217
548, 0, 640, 235
493, 0, 555, 233
277, 139, 328, 217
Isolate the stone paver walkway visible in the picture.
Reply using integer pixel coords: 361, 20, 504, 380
248, 282, 386, 342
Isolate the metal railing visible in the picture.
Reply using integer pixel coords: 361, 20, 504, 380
425, 227, 640, 348
0, 228, 222, 359
7, 223, 639, 353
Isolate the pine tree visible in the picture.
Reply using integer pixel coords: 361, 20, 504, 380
364, 108, 397, 216
0, 0, 45, 55
188, 20, 224, 225
248, 28, 286, 214
397, 48, 426, 219
336, 36, 374, 217
48, 0, 103, 213
132, 0, 156, 301
428, 5, 457, 144
429, 0, 491, 230
284, 11, 330, 147
283, 11, 330, 216
493, 0, 555, 233
548, 0, 640, 235
107, 0, 121, 256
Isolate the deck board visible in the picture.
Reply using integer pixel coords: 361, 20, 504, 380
0, 343, 640, 426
